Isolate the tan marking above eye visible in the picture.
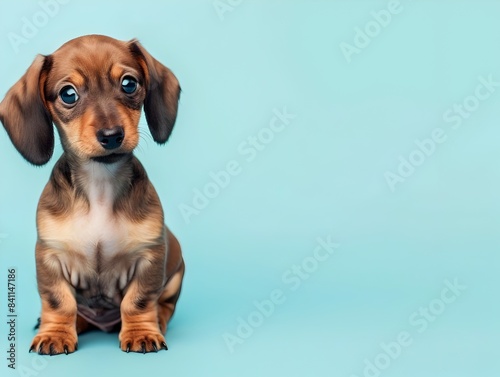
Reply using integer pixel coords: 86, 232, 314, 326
63, 73, 85, 89
110, 64, 140, 83
110, 65, 124, 82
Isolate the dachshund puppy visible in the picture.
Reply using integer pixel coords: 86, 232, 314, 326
0, 35, 184, 355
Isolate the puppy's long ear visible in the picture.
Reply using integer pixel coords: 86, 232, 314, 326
0, 55, 53, 165
129, 40, 180, 144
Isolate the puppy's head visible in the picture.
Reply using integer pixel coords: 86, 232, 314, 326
0, 35, 180, 165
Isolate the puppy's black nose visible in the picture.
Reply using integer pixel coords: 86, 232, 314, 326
97, 126, 124, 150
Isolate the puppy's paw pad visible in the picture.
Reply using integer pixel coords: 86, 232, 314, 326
119, 330, 166, 353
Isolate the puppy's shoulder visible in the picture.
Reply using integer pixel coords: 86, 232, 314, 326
37, 155, 75, 218
115, 155, 163, 222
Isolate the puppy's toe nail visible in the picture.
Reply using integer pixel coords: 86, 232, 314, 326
38, 342, 44, 355
161, 341, 168, 351
141, 342, 146, 354
126, 343, 131, 353
29, 345, 35, 353
64, 345, 69, 355
49, 344, 55, 356
152, 342, 158, 352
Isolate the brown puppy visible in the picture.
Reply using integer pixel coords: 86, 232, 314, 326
0, 35, 184, 355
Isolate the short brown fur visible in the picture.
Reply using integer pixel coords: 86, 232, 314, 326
0, 35, 184, 355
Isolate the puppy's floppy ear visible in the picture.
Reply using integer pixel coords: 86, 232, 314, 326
129, 39, 181, 144
0, 54, 53, 166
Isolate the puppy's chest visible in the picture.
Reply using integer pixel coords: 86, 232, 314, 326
41, 161, 163, 295
71, 185, 126, 258
48, 175, 138, 306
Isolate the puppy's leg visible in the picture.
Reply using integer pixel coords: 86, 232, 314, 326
157, 260, 184, 334
119, 245, 167, 353
157, 229, 184, 334
30, 244, 78, 355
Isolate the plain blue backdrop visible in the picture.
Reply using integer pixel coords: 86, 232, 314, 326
0, 1, 499, 376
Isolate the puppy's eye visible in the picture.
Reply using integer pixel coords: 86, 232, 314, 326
121, 76, 137, 94
59, 86, 79, 105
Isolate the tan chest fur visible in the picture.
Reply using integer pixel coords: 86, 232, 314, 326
37, 161, 164, 302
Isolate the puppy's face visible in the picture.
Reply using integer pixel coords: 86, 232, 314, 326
45, 38, 145, 161
0, 35, 180, 165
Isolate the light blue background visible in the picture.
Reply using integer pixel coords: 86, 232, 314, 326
0, 1, 498, 376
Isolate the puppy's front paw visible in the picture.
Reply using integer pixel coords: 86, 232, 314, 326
119, 328, 167, 353
30, 329, 78, 355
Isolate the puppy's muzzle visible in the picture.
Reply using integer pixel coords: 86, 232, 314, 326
97, 126, 124, 150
